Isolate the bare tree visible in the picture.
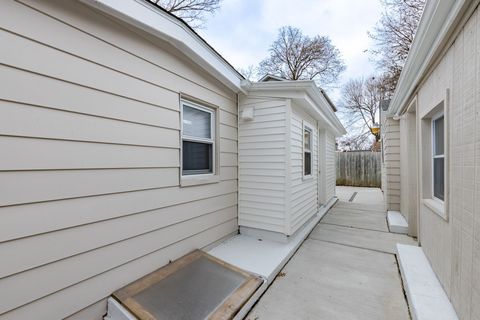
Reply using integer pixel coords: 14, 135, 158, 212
258, 26, 345, 87
340, 75, 389, 145
152, 0, 221, 28
336, 132, 374, 152
368, 0, 426, 95
238, 65, 258, 81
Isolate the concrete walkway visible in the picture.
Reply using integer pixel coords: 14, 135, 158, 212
245, 187, 417, 320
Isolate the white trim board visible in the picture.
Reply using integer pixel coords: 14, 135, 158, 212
104, 297, 136, 320
396, 244, 458, 320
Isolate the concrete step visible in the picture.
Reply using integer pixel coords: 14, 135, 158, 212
396, 244, 458, 320
387, 211, 408, 234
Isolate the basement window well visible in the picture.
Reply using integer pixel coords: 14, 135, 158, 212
110, 250, 263, 320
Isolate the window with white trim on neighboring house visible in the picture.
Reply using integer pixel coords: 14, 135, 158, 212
304, 126, 312, 176
181, 100, 215, 176
432, 114, 444, 201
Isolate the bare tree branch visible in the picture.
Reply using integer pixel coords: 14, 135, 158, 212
339, 75, 388, 149
258, 26, 345, 87
152, 0, 221, 28
368, 0, 426, 96
237, 65, 258, 81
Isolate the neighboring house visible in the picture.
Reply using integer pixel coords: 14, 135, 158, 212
0, 1, 345, 319
382, 0, 480, 319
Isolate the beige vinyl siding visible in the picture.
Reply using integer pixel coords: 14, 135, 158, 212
289, 104, 318, 234
383, 117, 401, 211
238, 98, 288, 233
0, 1, 238, 319
325, 131, 336, 202
414, 7, 480, 319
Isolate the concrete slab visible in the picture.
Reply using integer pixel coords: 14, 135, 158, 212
246, 187, 418, 320
334, 201, 386, 212
396, 244, 459, 320
387, 211, 409, 234
311, 223, 417, 254
329, 207, 386, 216
209, 198, 337, 320
246, 240, 411, 320
321, 211, 389, 232
209, 198, 335, 283
335, 186, 384, 206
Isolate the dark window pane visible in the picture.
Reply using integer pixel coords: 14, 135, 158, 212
304, 152, 311, 175
433, 116, 444, 156
183, 141, 212, 175
433, 157, 444, 200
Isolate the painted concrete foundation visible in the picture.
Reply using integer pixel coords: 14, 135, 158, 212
396, 244, 458, 320
387, 211, 409, 234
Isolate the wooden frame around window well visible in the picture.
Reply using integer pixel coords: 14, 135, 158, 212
113, 250, 263, 320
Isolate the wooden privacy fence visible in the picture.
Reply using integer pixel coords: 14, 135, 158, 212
336, 151, 381, 187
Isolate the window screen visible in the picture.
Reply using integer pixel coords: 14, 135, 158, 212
183, 105, 212, 139
113, 250, 263, 320
432, 115, 444, 200
181, 102, 215, 176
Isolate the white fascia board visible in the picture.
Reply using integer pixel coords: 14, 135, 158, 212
246, 81, 346, 136
306, 87, 347, 136
388, 0, 470, 117
79, 0, 244, 93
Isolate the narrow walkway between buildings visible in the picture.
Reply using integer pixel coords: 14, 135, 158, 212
245, 186, 417, 320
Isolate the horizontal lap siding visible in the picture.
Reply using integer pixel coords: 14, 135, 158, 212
238, 98, 287, 233
382, 117, 401, 211
290, 105, 318, 234
0, 1, 238, 319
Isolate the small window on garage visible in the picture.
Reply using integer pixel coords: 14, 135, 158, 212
181, 100, 215, 176
304, 126, 312, 176
432, 114, 444, 201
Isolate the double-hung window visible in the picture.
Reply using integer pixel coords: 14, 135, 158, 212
432, 114, 444, 201
304, 126, 312, 176
181, 100, 215, 176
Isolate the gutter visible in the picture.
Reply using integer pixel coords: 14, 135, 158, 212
388, 0, 475, 117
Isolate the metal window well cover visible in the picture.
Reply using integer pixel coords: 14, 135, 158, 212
113, 250, 264, 320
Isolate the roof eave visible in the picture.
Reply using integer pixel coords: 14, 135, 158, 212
246, 81, 346, 136
80, 0, 245, 93
388, 0, 475, 117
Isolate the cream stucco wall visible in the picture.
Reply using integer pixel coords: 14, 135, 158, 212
403, 6, 480, 319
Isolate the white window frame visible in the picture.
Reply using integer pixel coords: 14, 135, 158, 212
180, 99, 219, 186
421, 96, 448, 221
431, 112, 444, 202
303, 123, 313, 178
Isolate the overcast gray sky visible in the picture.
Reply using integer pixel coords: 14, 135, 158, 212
198, 0, 382, 103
